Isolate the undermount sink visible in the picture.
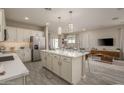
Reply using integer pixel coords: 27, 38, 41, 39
0, 56, 14, 62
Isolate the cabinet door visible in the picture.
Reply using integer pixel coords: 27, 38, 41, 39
24, 49, 31, 62
40, 52, 46, 67
31, 30, 43, 37
0, 10, 2, 26
52, 55, 60, 75
61, 57, 72, 82
37, 31, 43, 37
16, 50, 25, 62
23, 29, 32, 42
6, 27, 17, 41
46, 53, 52, 70
46, 53, 49, 69
31, 30, 39, 36
0, 9, 4, 41
16, 28, 24, 41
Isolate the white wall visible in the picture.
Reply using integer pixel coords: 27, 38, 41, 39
79, 26, 122, 51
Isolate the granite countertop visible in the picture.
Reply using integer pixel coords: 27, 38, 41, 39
41, 50, 89, 58
0, 53, 29, 83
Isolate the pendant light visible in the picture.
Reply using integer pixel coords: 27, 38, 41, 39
57, 17, 62, 35
68, 11, 74, 32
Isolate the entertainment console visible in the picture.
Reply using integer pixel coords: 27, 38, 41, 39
90, 50, 120, 64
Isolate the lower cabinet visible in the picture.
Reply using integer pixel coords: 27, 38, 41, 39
24, 49, 31, 62
16, 50, 24, 62
16, 48, 31, 62
40, 51, 46, 67
60, 57, 72, 82
46, 53, 53, 70
52, 54, 60, 75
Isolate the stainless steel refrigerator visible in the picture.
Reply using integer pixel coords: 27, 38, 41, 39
30, 36, 45, 62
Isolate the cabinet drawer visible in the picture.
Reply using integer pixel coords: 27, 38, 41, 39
61, 57, 71, 63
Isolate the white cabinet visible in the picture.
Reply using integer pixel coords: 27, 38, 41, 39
31, 30, 43, 37
0, 9, 6, 41
17, 28, 32, 42
31, 30, 37, 36
40, 51, 46, 67
8, 27, 33, 42
6, 26, 17, 41
40, 51, 72, 83
6, 26, 44, 42
40, 50, 82, 84
31, 30, 39, 36
23, 29, 32, 42
16, 48, 31, 62
46, 53, 53, 70
41, 52, 54, 70
52, 55, 60, 75
60, 57, 72, 82
24, 49, 31, 62
16, 28, 24, 41
16, 50, 25, 61
0, 10, 3, 41
37, 31, 43, 37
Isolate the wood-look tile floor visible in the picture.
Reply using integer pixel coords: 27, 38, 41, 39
3, 59, 124, 85
24, 59, 124, 85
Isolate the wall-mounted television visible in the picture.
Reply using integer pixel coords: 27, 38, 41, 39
98, 38, 114, 46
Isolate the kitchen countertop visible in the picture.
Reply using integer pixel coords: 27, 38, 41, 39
41, 50, 89, 58
0, 53, 29, 83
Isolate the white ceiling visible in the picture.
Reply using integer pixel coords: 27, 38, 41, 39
4, 8, 124, 32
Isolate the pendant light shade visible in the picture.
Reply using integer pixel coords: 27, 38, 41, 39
68, 11, 74, 32
58, 26, 62, 35
68, 24, 74, 32
57, 17, 62, 35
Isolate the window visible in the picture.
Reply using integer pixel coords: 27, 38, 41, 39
52, 38, 59, 49
67, 35, 75, 43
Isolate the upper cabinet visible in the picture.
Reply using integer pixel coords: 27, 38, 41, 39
31, 30, 43, 37
23, 29, 32, 42
6, 26, 44, 42
6, 26, 17, 41
17, 28, 33, 42
16, 28, 24, 41
0, 9, 6, 41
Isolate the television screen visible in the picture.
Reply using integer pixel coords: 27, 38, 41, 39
98, 38, 113, 46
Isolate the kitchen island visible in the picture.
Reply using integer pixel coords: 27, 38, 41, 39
40, 50, 89, 84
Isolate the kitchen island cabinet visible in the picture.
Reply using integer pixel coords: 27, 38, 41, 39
40, 50, 89, 84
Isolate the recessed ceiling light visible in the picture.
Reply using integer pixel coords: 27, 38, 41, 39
25, 17, 29, 20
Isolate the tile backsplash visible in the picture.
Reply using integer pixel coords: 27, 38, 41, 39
0, 41, 30, 51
